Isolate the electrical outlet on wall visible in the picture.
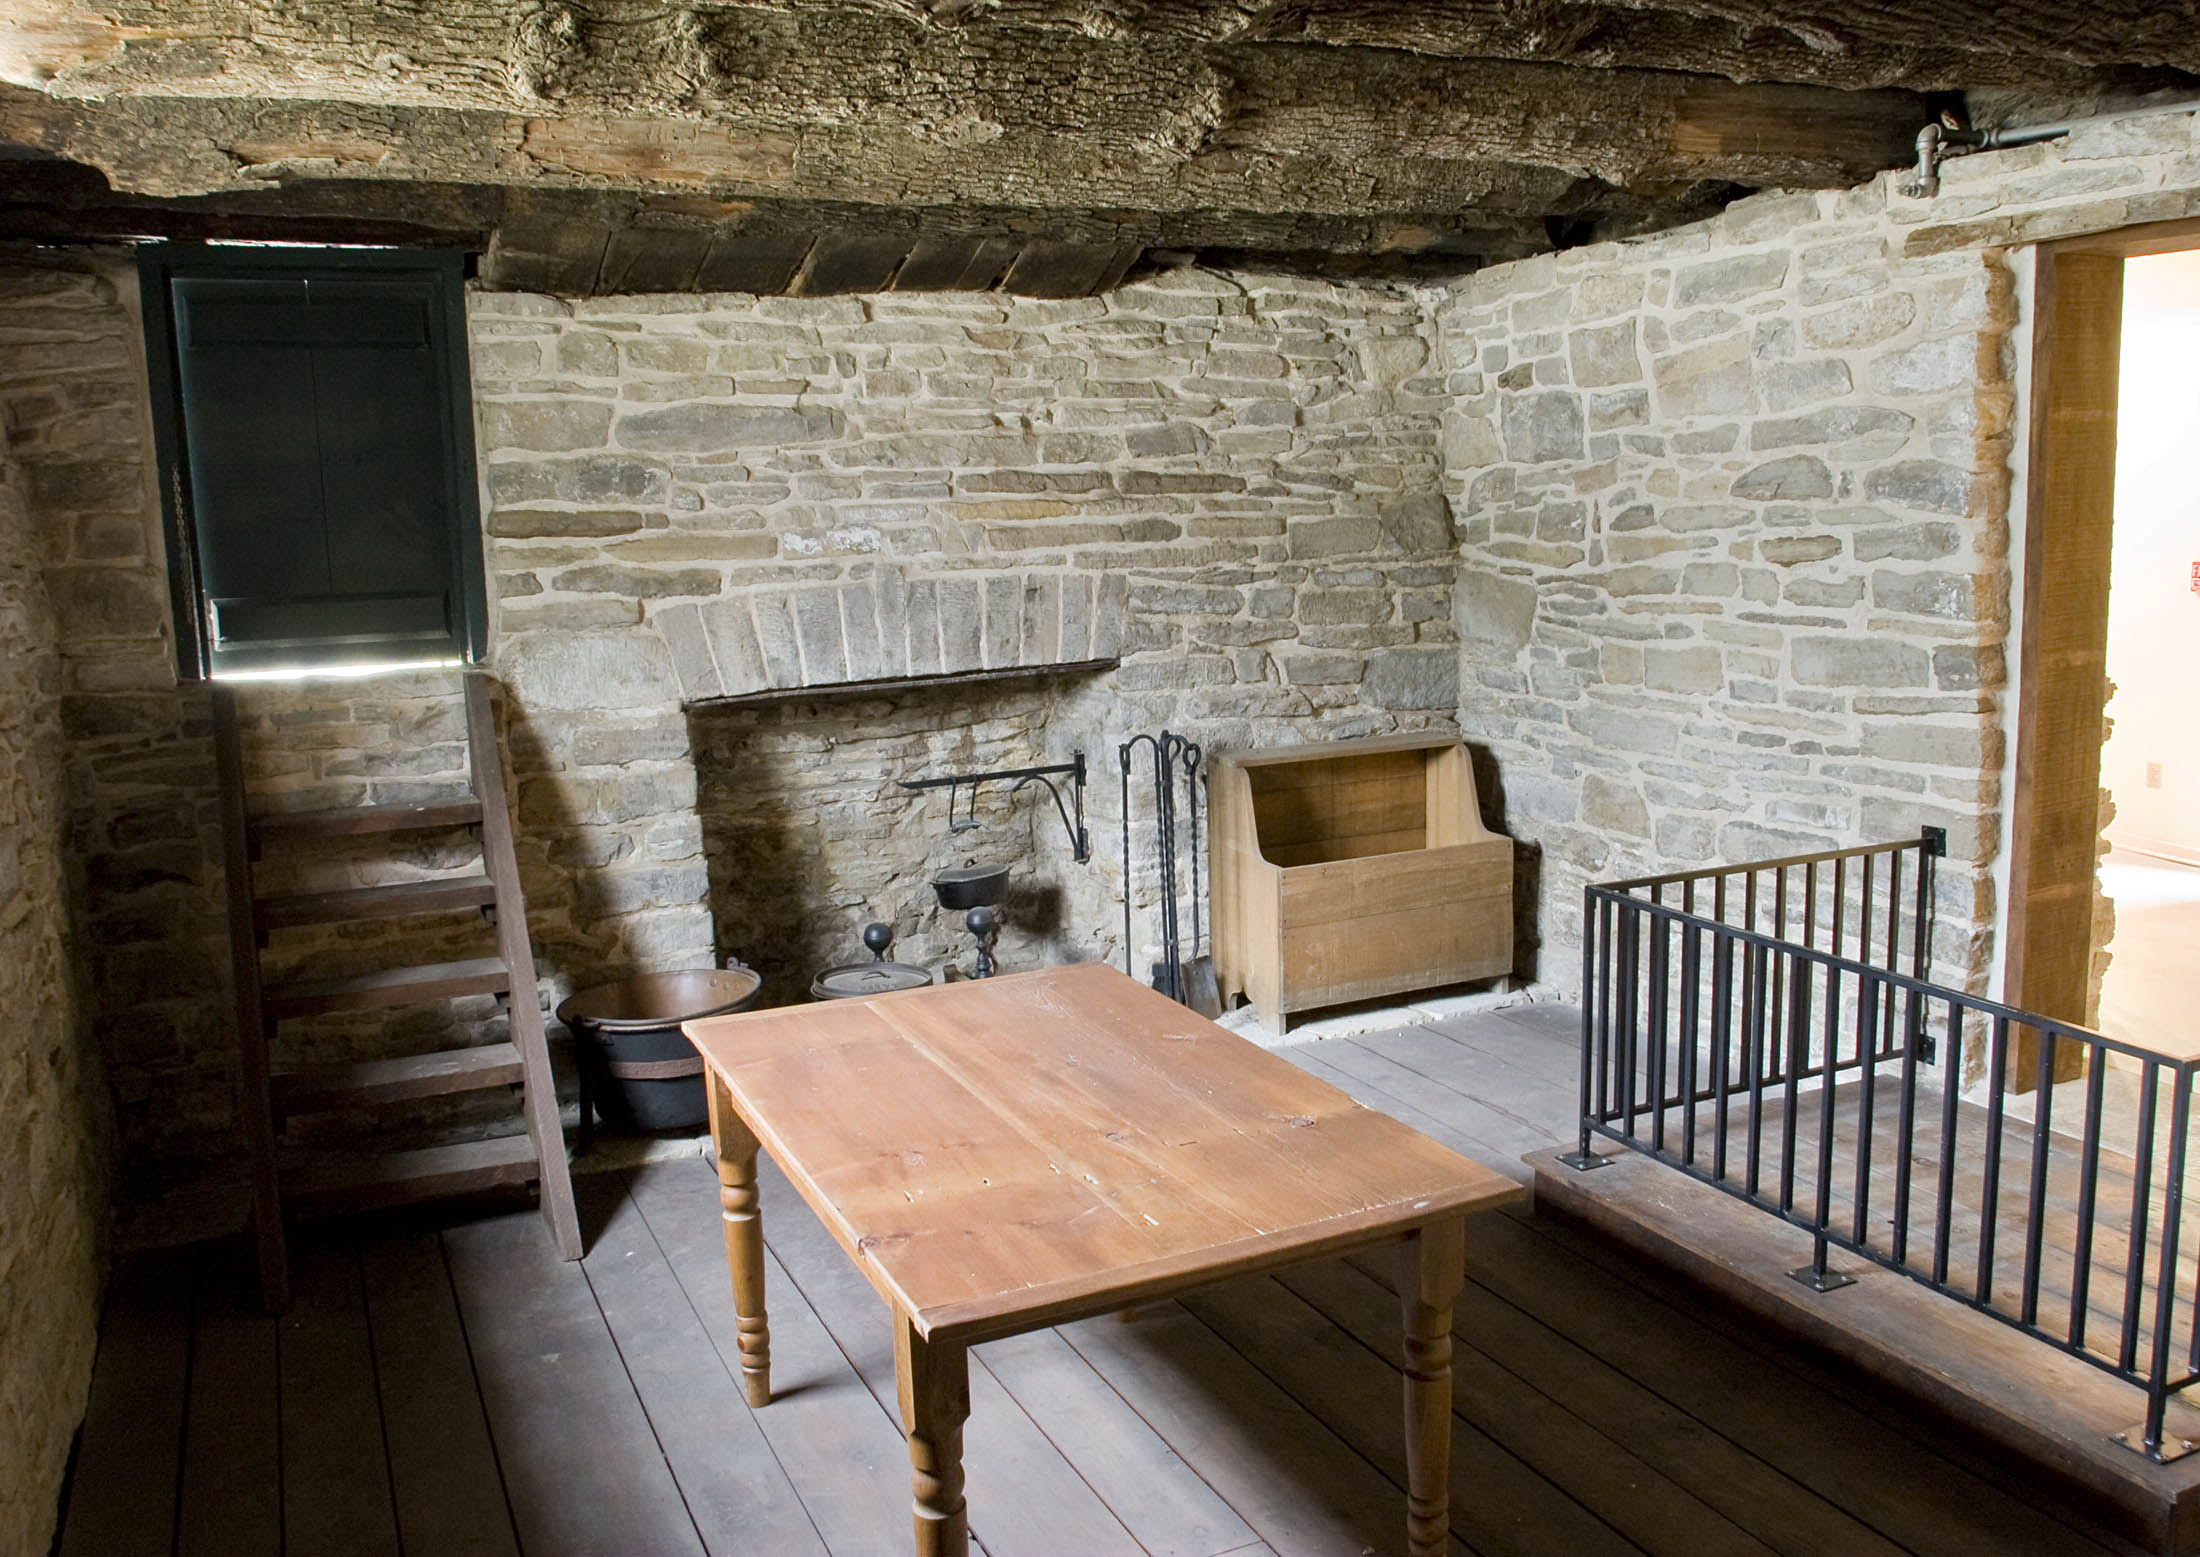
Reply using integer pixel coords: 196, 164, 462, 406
2147, 761, 2164, 789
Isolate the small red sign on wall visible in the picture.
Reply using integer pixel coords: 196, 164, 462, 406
2192, 561, 2200, 596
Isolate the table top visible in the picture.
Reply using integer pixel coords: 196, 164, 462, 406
684, 962, 1518, 1343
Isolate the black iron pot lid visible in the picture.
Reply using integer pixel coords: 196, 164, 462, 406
810, 960, 935, 999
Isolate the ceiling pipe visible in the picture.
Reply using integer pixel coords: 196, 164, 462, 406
1900, 97, 2200, 198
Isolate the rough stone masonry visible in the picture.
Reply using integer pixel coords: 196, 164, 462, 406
1435, 105, 2200, 1032
0, 257, 1467, 1222
0, 385, 109, 1557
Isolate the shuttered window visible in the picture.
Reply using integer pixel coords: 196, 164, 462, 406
141, 246, 487, 678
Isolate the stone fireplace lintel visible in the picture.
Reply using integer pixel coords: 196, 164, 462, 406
656, 567, 1128, 705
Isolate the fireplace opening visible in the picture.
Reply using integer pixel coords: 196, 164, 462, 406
687, 673, 1101, 1004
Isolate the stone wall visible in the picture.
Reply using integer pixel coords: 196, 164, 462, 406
0, 254, 232, 1212
1433, 108, 2200, 1003
0, 261, 1465, 1219
0, 292, 112, 1557
469, 271, 1465, 1006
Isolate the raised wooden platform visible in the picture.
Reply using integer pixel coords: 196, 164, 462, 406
1533, 1143, 2200, 1557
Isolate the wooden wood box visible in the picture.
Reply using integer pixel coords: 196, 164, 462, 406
1209, 735, 1513, 1030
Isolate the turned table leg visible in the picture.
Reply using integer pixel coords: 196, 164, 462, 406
708, 1073, 771, 1407
1399, 1215, 1466, 1557
894, 1311, 971, 1557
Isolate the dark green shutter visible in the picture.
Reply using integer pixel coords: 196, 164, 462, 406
145, 249, 486, 677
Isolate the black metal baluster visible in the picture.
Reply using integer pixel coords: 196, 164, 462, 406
1595, 894, 1614, 1128
2144, 1070, 2193, 1459
1908, 838, 1935, 1062
1853, 970, 1882, 1246
1857, 853, 1876, 1073
1881, 850, 1904, 1058
1913, 832, 1939, 987
1780, 861, 1820, 1214
1770, 867, 1789, 1081
1619, 904, 1642, 1140
1679, 903, 1701, 1167
2020, 1026, 2057, 1327
1831, 859, 1849, 1074
1746, 938, 1769, 1199
1892, 971, 1922, 1270
1740, 871, 1759, 1076
1978, 1016, 2009, 1305
1572, 888, 1600, 1163
2122, 1063, 2162, 1376
1798, 945, 1847, 1290
1649, 886, 1670, 1153
1711, 916, 1735, 1184
1933, 1002, 1963, 1287
2070, 1054, 2108, 1353
1788, 947, 1815, 1223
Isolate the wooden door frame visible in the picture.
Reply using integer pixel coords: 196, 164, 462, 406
2005, 216, 2200, 1074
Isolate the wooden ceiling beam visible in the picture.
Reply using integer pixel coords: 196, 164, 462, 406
0, 37, 1924, 213
2, 0, 2188, 103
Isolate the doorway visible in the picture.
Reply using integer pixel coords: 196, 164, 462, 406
2006, 225, 2200, 1084
2095, 250, 2200, 1054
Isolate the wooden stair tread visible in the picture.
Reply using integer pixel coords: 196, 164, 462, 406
264, 956, 511, 1020
256, 874, 498, 932
250, 798, 483, 844
215, 673, 583, 1305
272, 1042, 524, 1115
284, 1135, 541, 1217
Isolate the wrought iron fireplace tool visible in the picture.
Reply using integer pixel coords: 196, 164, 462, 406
1118, 732, 1220, 1015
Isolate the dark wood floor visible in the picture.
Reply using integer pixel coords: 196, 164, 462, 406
57, 1001, 2151, 1556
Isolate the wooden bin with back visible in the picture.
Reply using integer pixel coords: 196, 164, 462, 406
1208, 734, 1514, 1031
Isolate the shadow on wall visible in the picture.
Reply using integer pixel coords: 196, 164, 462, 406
1468, 739, 1541, 986
685, 680, 1073, 1006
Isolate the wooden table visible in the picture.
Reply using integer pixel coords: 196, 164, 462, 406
684, 962, 1518, 1556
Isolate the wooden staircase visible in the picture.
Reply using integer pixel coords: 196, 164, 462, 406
212, 672, 581, 1310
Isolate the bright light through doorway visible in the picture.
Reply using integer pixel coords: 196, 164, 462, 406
2099, 249, 2200, 1055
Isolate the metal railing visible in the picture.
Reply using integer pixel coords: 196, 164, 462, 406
1566, 831, 2200, 1461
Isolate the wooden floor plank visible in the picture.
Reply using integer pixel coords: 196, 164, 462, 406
442, 1208, 707, 1557
1355, 1023, 1580, 1144
1268, 1257, 1773, 1557
575, 1174, 831, 1557
1479, 1001, 1587, 1047
1475, 1208, 2126, 1557
281, 1239, 401, 1557
624, 1157, 913, 1557
1061, 1298, 1472, 1557
978, 1323, 1260, 1557
1179, 1271, 1643, 1557
57, 1252, 194, 1557
1283, 1041, 1537, 1180
178, 1252, 280, 1557
359, 1231, 518, 1557
1330, 1246, 1908, 1557
752, 1157, 1148, 1557
1404, 1015, 1586, 1129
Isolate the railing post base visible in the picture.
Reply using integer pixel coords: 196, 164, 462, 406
1557, 1149, 1612, 1172
1786, 1264, 1856, 1294
2111, 1424, 2200, 1464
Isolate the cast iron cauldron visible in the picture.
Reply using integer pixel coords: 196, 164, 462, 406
932, 863, 1010, 910
557, 966, 762, 1137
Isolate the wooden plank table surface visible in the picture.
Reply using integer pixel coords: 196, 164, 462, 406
684, 961, 1519, 1557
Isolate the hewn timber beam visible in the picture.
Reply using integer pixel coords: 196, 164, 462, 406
0, 10, 1925, 209
0, 0, 2187, 104
915, 0, 2200, 91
